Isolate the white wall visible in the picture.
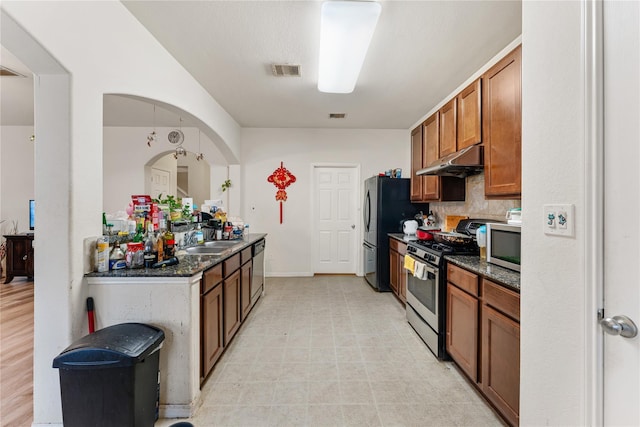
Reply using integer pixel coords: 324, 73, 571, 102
241, 128, 410, 276
0, 126, 34, 233
1, 2, 241, 424
521, 1, 589, 424
104, 126, 225, 214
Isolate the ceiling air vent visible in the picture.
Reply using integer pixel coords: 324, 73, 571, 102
0, 66, 26, 77
271, 64, 301, 77
329, 113, 346, 119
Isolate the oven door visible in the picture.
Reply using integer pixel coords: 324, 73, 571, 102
406, 255, 440, 332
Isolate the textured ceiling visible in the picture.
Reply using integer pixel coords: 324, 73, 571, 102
1, 1, 522, 129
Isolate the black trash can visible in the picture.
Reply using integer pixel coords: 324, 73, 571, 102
52, 323, 165, 427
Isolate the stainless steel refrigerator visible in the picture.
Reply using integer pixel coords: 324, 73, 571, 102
362, 176, 422, 291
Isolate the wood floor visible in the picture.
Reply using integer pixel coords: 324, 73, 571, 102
0, 278, 34, 427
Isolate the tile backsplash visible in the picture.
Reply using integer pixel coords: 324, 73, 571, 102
427, 173, 520, 228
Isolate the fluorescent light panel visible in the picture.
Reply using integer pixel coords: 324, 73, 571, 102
318, 1, 381, 94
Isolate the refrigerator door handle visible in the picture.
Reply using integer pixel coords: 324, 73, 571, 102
364, 191, 371, 232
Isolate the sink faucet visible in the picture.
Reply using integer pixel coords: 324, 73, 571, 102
180, 231, 198, 249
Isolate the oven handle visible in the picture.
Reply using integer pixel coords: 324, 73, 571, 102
406, 254, 439, 276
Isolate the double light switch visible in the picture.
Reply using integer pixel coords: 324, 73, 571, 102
544, 204, 575, 237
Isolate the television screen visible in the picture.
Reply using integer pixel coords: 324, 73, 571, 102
29, 199, 35, 230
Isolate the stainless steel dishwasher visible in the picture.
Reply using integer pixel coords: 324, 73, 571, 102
251, 239, 265, 307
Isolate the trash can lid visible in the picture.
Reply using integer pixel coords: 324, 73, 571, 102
53, 323, 165, 370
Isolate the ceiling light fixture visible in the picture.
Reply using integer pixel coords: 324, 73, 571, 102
317, 1, 381, 94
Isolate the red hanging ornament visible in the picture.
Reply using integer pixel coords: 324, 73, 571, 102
267, 162, 296, 224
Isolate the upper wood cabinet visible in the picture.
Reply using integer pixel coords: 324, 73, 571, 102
410, 125, 423, 201
483, 45, 522, 198
439, 98, 457, 158
422, 112, 441, 201
409, 113, 465, 203
457, 79, 482, 150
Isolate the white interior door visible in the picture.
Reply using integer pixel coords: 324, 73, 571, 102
151, 167, 171, 199
313, 166, 358, 274
602, 1, 640, 424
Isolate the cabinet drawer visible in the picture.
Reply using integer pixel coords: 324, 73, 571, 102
241, 247, 252, 265
483, 279, 520, 322
447, 263, 479, 296
223, 253, 241, 277
389, 238, 407, 255
202, 264, 222, 294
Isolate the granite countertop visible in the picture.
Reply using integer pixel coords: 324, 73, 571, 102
445, 255, 520, 292
85, 233, 267, 278
388, 233, 418, 243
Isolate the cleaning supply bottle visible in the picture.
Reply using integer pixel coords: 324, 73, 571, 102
476, 225, 487, 260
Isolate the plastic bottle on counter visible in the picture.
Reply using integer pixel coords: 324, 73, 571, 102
195, 223, 204, 244
243, 224, 249, 238
476, 225, 487, 260
96, 236, 109, 272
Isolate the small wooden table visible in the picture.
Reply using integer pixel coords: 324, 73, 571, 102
3, 234, 34, 283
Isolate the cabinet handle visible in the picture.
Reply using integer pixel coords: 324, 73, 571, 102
23, 255, 28, 261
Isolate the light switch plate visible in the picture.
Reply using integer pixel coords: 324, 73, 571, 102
544, 204, 575, 237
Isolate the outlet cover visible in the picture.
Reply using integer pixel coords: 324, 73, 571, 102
544, 204, 575, 237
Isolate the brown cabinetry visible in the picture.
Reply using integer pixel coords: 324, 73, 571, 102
410, 114, 465, 203
201, 264, 224, 380
240, 247, 253, 321
3, 234, 34, 284
457, 79, 482, 150
223, 256, 242, 344
439, 98, 457, 158
483, 45, 522, 198
388, 238, 408, 303
481, 279, 520, 427
446, 263, 520, 426
446, 264, 479, 381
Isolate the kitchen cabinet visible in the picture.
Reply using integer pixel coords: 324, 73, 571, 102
457, 78, 482, 150
388, 238, 407, 303
240, 247, 252, 321
481, 279, 520, 427
223, 254, 242, 344
409, 114, 465, 203
483, 45, 522, 198
446, 263, 479, 381
445, 261, 520, 426
201, 264, 224, 380
439, 98, 457, 157
3, 234, 34, 284
410, 126, 423, 201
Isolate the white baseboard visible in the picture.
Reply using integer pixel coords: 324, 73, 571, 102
160, 402, 200, 419
32, 424, 62, 427
266, 272, 314, 277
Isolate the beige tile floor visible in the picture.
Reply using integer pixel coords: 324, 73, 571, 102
158, 275, 505, 427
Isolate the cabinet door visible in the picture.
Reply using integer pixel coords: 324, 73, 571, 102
410, 126, 424, 201
398, 254, 407, 303
223, 269, 242, 344
439, 98, 457, 157
202, 283, 224, 379
483, 45, 522, 198
446, 283, 479, 381
389, 249, 399, 295
241, 260, 252, 320
457, 78, 482, 150
422, 113, 441, 201
481, 304, 520, 427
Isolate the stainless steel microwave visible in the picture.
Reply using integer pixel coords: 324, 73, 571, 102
486, 223, 521, 272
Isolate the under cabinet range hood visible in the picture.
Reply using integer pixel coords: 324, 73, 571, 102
416, 144, 484, 178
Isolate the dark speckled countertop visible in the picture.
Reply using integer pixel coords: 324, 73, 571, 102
445, 255, 520, 292
85, 234, 266, 278
388, 233, 519, 292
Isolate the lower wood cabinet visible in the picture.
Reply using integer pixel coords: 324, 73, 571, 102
446, 283, 479, 381
446, 262, 520, 426
223, 268, 241, 344
389, 238, 408, 304
201, 264, 224, 380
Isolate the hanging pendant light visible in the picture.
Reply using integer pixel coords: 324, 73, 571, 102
196, 130, 204, 161
147, 104, 157, 147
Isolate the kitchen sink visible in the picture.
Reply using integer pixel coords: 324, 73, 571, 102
203, 240, 242, 248
184, 246, 230, 255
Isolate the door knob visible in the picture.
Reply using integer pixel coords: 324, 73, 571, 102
600, 315, 638, 338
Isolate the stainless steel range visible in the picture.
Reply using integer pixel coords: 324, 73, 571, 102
405, 219, 492, 359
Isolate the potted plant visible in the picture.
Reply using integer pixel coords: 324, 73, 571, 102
153, 194, 188, 221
